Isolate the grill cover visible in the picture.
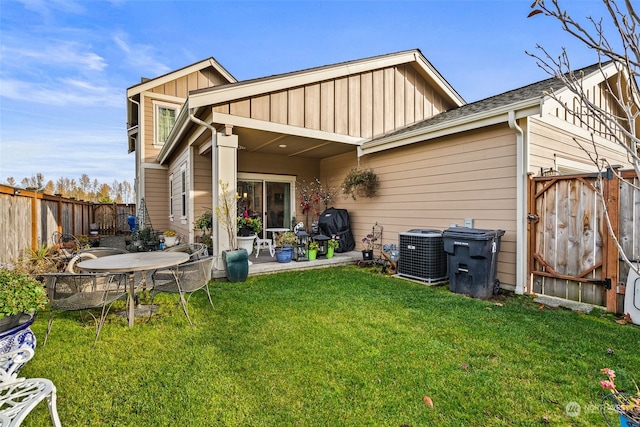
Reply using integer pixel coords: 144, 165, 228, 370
317, 208, 355, 252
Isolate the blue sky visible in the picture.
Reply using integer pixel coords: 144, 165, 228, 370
0, 0, 612, 187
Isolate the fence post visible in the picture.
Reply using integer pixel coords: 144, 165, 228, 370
603, 168, 620, 313
30, 189, 38, 252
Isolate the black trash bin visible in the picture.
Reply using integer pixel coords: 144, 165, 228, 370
442, 227, 505, 299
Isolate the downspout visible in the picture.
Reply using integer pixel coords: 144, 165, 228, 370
189, 109, 219, 258
128, 96, 141, 207
508, 110, 526, 295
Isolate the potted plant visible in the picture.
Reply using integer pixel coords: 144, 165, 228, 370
236, 216, 263, 256
599, 368, 640, 426
327, 236, 340, 259
361, 233, 376, 260
237, 216, 262, 236
163, 229, 177, 247
195, 210, 213, 250
0, 269, 48, 331
0, 269, 48, 358
216, 181, 249, 282
275, 231, 296, 263
308, 241, 320, 261
341, 168, 378, 200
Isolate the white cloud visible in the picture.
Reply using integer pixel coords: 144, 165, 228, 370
17, 0, 85, 17
0, 78, 121, 107
112, 31, 171, 76
0, 40, 107, 72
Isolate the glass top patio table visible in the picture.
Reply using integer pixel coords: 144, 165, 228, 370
76, 252, 190, 326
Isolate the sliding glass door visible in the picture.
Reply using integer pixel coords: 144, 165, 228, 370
238, 174, 295, 236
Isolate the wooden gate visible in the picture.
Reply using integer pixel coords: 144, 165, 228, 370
528, 170, 639, 313
93, 204, 136, 235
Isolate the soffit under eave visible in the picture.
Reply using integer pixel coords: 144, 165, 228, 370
209, 112, 364, 146
360, 102, 540, 156
188, 50, 463, 109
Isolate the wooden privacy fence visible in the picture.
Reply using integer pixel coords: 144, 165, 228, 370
528, 169, 639, 313
0, 185, 135, 266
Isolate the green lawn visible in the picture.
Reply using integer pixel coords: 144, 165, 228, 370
21, 266, 640, 426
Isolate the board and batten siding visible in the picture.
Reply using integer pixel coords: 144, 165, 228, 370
322, 125, 518, 287
213, 64, 454, 140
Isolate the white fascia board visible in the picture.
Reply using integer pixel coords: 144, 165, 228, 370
550, 62, 618, 101
211, 112, 365, 145
413, 53, 465, 106
127, 58, 236, 97
361, 100, 541, 156
190, 51, 441, 109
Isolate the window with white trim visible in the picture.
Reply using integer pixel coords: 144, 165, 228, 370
154, 101, 179, 146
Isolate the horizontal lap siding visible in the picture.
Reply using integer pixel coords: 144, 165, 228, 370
239, 152, 319, 184
165, 149, 190, 238
529, 118, 634, 173
144, 168, 169, 233
321, 125, 518, 287
193, 151, 213, 233
221, 64, 455, 140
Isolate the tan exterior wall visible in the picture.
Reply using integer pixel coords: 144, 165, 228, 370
213, 64, 454, 140
321, 125, 518, 287
137, 67, 232, 222
143, 167, 169, 232
529, 116, 634, 173
239, 152, 320, 180
193, 149, 213, 230
164, 146, 190, 238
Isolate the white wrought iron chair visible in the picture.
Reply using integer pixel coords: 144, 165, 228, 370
0, 347, 61, 426
41, 272, 129, 347
255, 237, 275, 258
150, 257, 214, 325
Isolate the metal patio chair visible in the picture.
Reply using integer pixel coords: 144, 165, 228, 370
51, 231, 81, 262
40, 272, 129, 347
0, 347, 61, 426
164, 243, 207, 260
150, 257, 214, 326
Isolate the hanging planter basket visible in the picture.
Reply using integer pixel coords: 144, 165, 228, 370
341, 168, 378, 200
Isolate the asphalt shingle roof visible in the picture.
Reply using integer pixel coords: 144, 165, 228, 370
379, 62, 604, 139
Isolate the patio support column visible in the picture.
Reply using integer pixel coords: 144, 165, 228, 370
212, 130, 239, 270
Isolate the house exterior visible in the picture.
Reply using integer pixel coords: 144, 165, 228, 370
126, 49, 635, 308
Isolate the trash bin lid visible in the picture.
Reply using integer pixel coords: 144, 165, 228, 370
442, 227, 505, 240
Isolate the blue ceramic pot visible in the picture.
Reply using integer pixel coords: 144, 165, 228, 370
0, 313, 36, 355
276, 247, 293, 263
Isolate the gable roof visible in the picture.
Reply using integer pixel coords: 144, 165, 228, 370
360, 62, 611, 155
188, 49, 465, 109
126, 57, 236, 97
